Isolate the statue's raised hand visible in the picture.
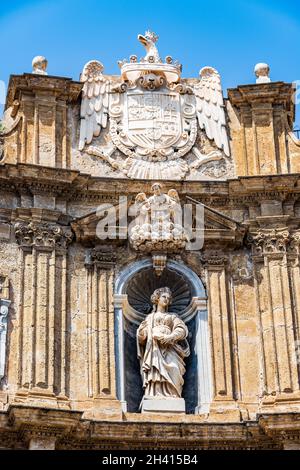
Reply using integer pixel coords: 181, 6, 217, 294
158, 334, 176, 346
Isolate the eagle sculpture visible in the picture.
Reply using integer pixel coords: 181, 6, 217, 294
78, 31, 231, 180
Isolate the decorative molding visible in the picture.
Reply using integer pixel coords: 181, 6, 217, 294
14, 222, 73, 250
201, 250, 228, 266
3, 405, 298, 449
6, 74, 82, 109
85, 248, 117, 269
152, 253, 167, 276
248, 228, 300, 256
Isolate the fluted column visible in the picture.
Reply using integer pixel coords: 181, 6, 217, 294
85, 248, 117, 400
249, 228, 300, 407
14, 221, 72, 401
203, 251, 239, 419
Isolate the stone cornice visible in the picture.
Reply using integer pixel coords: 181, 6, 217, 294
1, 405, 300, 449
1, 163, 300, 206
259, 413, 300, 443
5, 74, 82, 109
228, 82, 294, 114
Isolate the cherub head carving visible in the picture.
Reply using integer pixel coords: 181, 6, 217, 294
168, 189, 180, 202
135, 192, 147, 203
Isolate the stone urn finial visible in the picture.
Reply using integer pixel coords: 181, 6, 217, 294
254, 62, 270, 84
32, 55, 48, 75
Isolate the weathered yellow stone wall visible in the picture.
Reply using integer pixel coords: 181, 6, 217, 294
1, 74, 300, 450
227, 82, 300, 176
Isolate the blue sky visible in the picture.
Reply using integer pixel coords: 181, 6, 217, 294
0, 0, 299, 123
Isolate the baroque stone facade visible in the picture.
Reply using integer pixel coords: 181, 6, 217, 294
1, 33, 300, 450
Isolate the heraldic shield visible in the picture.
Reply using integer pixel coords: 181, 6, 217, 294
109, 87, 198, 177
125, 91, 182, 152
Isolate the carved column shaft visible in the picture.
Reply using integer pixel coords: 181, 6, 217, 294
15, 222, 72, 398
289, 233, 300, 347
86, 250, 116, 399
204, 252, 234, 401
250, 229, 300, 396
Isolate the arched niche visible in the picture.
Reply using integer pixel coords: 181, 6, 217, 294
114, 259, 212, 414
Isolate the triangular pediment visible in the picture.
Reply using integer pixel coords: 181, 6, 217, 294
71, 198, 245, 248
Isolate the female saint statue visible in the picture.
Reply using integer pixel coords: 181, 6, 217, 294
137, 287, 190, 399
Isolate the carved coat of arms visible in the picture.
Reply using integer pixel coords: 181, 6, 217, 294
78, 31, 231, 180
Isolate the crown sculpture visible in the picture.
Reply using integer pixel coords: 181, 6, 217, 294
78, 31, 231, 181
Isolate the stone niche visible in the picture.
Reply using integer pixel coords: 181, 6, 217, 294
114, 258, 211, 414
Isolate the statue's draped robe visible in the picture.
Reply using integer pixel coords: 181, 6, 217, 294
137, 312, 190, 398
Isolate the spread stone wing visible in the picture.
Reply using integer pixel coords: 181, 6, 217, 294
79, 60, 109, 151
194, 66, 230, 157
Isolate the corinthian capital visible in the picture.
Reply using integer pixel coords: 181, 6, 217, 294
248, 228, 289, 256
85, 247, 116, 269
14, 221, 73, 249
201, 250, 227, 266
289, 231, 300, 254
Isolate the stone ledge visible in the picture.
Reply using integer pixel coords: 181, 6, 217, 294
0, 405, 300, 449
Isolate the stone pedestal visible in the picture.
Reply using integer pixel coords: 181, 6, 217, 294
141, 397, 185, 414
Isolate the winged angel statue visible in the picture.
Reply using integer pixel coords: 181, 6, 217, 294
78, 31, 231, 180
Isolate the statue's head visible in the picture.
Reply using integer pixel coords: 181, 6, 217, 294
135, 192, 147, 203
168, 189, 179, 202
151, 287, 172, 311
151, 182, 162, 196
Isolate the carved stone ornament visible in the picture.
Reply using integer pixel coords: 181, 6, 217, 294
129, 183, 188, 254
78, 31, 231, 180
201, 250, 227, 266
254, 62, 271, 84
247, 229, 300, 257
85, 247, 117, 268
14, 222, 73, 249
32, 55, 48, 75
152, 253, 167, 277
